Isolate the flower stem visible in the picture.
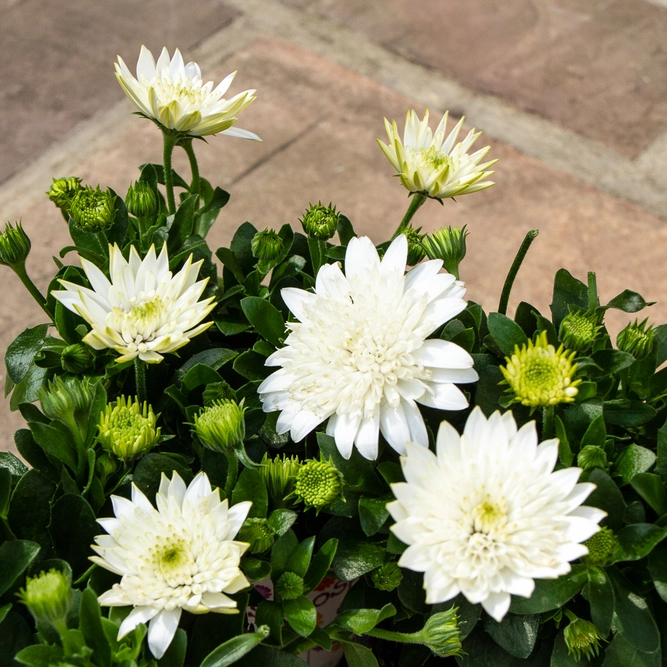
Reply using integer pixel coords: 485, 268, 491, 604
307, 238, 327, 276
498, 229, 539, 315
224, 449, 239, 500
542, 405, 555, 440
588, 271, 598, 310
12, 263, 51, 319
134, 358, 147, 404
392, 193, 427, 239
182, 139, 201, 197
162, 131, 178, 215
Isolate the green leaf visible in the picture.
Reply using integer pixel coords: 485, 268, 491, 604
587, 566, 614, 636
216, 247, 245, 284
132, 453, 193, 500
487, 312, 528, 357
484, 613, 539, 659
79, 588, 111, 667
0, 540, 40, 596
241, 558, 271, 582
181, 364, 223, 394
159, 628, 186, 667
241, 297, 286, 348
397, 569, 428, 614
283, 596, 317, 637
602, 633, 661, 667
15, 645, 66, 667
232, 469, 268, 518
648, 542, 667, 603
343, 642, 380, 667
196, 187, 230, 238
333, 539, 386, 581
256, 599, 283, 643
0, 452, 28, 479
233, 645, 307, 667
200, 627, 270, 667
550, 633, 584, 667
603, 400, 656, 427
630, 473, 667, 515
230, 221, 259, 275
605, 289, 653, 313
587, 350, 635, 378
303, 538, 338, 593
28, 422, 78, 473
5, 324, 49, 383
268, 509, 297, 537
167, 194, 198, 254
555, 416, 573, 466
286, 536, 315, 578
174, 348, 237, 381
0, 612, 32, 666
580, 415, 606, 450
9, 362, 49, 411
509, 565, 587, 614
550, 269, 589, 327
616, 445, 656, 485
8, 469, 55, 550
233, 350, 271, 380
0, 469, 10, 520
358, 497, 390, 537
612, 523, 667, 562
584, 469, 626, 531
316, 433, 381, 494
49, 494, 99, 576
271, 531, 299, 580
337, 603, 396, 634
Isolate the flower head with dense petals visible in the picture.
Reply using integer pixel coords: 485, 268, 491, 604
377, 109, 496, 200
387, 408, 605, 622
91, 472, 252, 659
115, 45, 260, 140
53, 243, 215, 364
258, 235, 477, 460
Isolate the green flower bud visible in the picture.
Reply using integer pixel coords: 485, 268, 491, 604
60, 343, 93, 374
39, 376, 95, 444
0, 221, 31, 269
402, 227, 426, 266
292, 456, 342, 510
370, 562, 403, 592
300, 202, 340, 241
193, 399, 245, 453
98, 396, 160, 461
577, 445, 608, 472
617, 318, 656, 360
251, 229, 284, 261
125, 181, 157, 218
69, 186, 116, 232
276, 572, 304, 601
416, 609, 463, 658
202, 381, 237, 406
47, 177, 83, 212
17, 569, 72, 626
237, 518, 276, 554
259, 453, 302, 506
584, 527, 616, 566
563, 611, 605, 661
421, 225, 468, 279
95, 453, 118, 484
559, 308, 602, 353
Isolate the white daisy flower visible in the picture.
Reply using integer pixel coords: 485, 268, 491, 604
387, 407, 606, 622
115, 45, 260, 140
91, 472, 252, 659
53, 243, 215, 364
378, 109, 496, 199
258, 234, 477, 460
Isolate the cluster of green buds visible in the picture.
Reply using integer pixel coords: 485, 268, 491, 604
125, 181, 158, 218
0, 221, 31, 270
259, 453, 302, 506
421, 225, 468, 279
402, 226, 426, 266
290, 456, 343, 511
617, 318, 656, 360
584, 526, 616, 566
18, 569, 72, 629
192, 399, 245, 453
237, 518, 276, 554
563, 610, 605, 661
559, 307, 603, 353
69, 185, 116, 232
97, 395, 161, 462
300, 202, 340, 241
47, 177, 83, 214
39, 376, 95, 445
251, 228, 284, 262
370, 562, 403, 592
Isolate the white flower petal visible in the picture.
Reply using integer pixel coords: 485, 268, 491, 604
118, 605, 159, 639
148, 609, 182, 660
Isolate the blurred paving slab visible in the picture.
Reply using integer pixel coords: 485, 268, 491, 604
2, 35, 666, 452
0, 0, 238, 184
278, 0, 667, 159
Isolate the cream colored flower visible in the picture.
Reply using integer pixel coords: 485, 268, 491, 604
91, 472, 252, 659
378, 109, 496, 199
115, 45, 260, 140
53, 243, 215, 363
388, 408, 605, 622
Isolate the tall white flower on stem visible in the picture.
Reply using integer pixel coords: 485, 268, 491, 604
91, 472, 252, 659
258, 235, 477, 460
387, 408, 606, 622
53, 243, 215, 363
378, 109, 496, 200
115, 45, 260, 140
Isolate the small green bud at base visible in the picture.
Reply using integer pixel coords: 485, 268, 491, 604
98, 396, 161, 461
563, 611, 605, 661
193, 399, 245, 453
47, 177, 83, 212
259, 453, 302, 505
577, 445, 608, 471
584, 527, 616, 566
422, 225, 468, 279
125, 181, 158, 218
276, 572, 305, 600
293, 457, 342, 509
251, 229, 284, 261
18, 569, 72, 626
370, 562, 403, 591
60, 343, 93, 373
300, 202, 340, 241
617, 318, 656, 360
402, 227, 426, 266
69, 186, 116, 233
237, 518, 276, 554
0, 221, 31, 268
559, 308, 602, 353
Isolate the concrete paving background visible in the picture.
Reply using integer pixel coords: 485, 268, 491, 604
2, 0, 667, 452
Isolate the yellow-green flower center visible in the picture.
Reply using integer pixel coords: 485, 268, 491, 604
421, 146, 450, 169
472, 500, 507, 534
98, 396, 160, 461
294, 459, 342, 509
108, 295, 169, 351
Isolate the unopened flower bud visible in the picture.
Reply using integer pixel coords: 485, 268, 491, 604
563, 611, 605, 661
402, 227, 426, 266
237, 518, 276, 554
125, 181, 157, 218
300, 202, 340, 241
0, 221, 31, 269
276, 572, 305, 601
577, 445, 608, 472
95, 453, 118, 484
259, 453, 301, 506
584, 526, 616, 566
47, 177, 83, 213
39, 376, 94, 442
559, 308, 602, 353
421, 225, 468, 279
98, 396, 160, 461
193, 399, 245, 453
292, 456, 342, 510
417, 609, 463, 658
18, 569, 72, 627
617, 318, 656, 360
252, 229, 284, 261
60, 343, 93, 374
371, 562, 403, 592
69, 186, 116, 233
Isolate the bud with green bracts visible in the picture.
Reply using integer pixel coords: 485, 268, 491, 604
617, 317, 656, 360
300, 202, 340, 240
559, 307, 602, 353
275, 572, 305, 601
60, 343, 93, 373
39, 376, 95, 446
259, 453, 301, 507
69, 185, 116, 232
370, 562, 403, 591
421, 225, 468, 279
252, 228, 284, 261
291, 456, 342, 510
563, 610, 605, 661
125, 181, 157, 218
402, 226, 426, 266
0, 221, 31, 269
192, 399, 245, 453
584, 527, 616, 567
17, 569, 72, 628
47, 176, 83, 212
